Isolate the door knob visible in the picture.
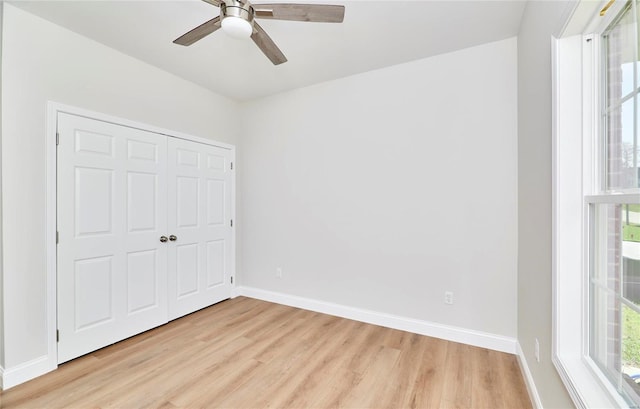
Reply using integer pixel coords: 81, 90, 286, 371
169, 235, 177, 241
160, 236, 168, 243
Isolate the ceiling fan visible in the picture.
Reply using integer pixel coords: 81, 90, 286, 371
173, 0, 345, 65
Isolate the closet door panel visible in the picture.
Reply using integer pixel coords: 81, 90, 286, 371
57, 113, 168, 363
167, 138, 232, 320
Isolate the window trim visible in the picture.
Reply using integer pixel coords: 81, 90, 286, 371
553, 1, 640, 407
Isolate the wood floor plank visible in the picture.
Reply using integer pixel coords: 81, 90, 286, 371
440, 343, 474, 409
216, 315, 352, 408
337, 345, 402, 408
0, 297, 533, 409
470, 348, 504, 409
305, 321, 372, 408
389, 334, 449, 408
262, 319, 365, 408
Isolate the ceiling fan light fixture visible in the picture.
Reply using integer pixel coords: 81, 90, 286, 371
221, 16, 253, 39
173, 0, 345, 65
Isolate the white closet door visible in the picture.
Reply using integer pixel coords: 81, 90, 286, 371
167, 137, 233, 320
57, 113, 168, 363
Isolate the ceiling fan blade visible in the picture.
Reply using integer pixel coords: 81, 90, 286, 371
251, 22, 287, 65
173, 16, 221, 46
202, 0, 222, 6
253, 4, 344, 23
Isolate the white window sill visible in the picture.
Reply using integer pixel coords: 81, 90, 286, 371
554, 354, 630, 408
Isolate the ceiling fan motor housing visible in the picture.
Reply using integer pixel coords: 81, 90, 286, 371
220, 0, 255, 28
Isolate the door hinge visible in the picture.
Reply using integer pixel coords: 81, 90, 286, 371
231, 276, 233, 284
56, 132, 60, 146
230, 162, 234, 170
56, 330, 59, 342
230, 219, 233, 227
56, 231, 59, 244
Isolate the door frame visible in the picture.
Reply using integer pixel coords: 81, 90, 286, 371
45, 101, 236, 371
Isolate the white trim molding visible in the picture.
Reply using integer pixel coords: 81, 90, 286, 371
1, 355, 56, 390
237, 286, 518, 354
516, 342, 543, 409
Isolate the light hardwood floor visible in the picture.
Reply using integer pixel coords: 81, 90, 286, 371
0, 297, 532, 408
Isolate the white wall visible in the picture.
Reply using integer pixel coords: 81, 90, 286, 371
239, 38, 518, 338
0, 3, 240, 372
517, 1, 576, 408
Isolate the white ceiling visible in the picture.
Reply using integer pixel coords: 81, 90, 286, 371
8, 0, 527, 101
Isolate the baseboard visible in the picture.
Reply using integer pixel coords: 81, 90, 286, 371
516, 342, 543, 409
1, 354, 56, 390
237, 286, 517, 354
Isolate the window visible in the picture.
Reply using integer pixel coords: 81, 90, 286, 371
588, 3, 640, 405
554, 1, 640, 408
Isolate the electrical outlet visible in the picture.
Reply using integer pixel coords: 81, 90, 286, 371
444, 291, 454, 305
276, 267, 283, 278
535, 338, 540, 363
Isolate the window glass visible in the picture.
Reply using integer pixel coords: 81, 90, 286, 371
605, 2, 639, 190
622, 304, 640, 388
591, 3, 640, 405
590, 202, 640, 405
606, 4, 635, 100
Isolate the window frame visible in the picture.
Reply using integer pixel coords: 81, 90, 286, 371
553, 1, 640, 407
